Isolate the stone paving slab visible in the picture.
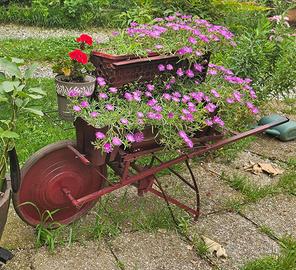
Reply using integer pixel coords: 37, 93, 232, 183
111, 231, 212, 270
248, 135, 296, 162
243, 194, 296, 238
4, 241, 117, 270
192, 212, 280, 270
0, 206, 35, 249
207, 151, 284, 187
159, 163, 242, 216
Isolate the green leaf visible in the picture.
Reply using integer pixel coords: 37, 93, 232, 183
28, 87, 46, 96
27, 94, 44, 100
15, 98, 23, 107
0, 95, 7, 102
0, 58, 22, 78
1, 81, 20, 93
24, 63, 38, 79
24, 107, 44, 116
0, 130, 20, 139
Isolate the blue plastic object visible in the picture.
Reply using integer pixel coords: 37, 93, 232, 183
258, 114, 296, 141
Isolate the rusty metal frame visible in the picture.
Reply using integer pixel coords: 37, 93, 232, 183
61, 117, 289, 218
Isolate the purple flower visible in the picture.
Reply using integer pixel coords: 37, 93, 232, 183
205, 103, 217, 113
112, 137, 122, 146
158, 64, 165, 71
177, 46, 193, 55
155, 44, 163, 49
126, 133, 135, 143
208, 69, 217, 76
73, 105, 81, 112
105, 104, 114, 111
233, 91, 242, 102
120, 118, 129, 125
185, 138, 194, 148
145, 91, 152, 97
154, 113, 163, 120
166, 64, 173, 70
188, 36, 197, 44
103, 143, 113, 153
226, 98, 234, 104
137, 112, 144, 118
170, 77, 176, 84
182, 95, 191, 103
95, 131, 105, 140
186, 69, 194, 78
152, 105, 162, 112
80, 101, 89, 108
178, 130, 188, 139
176, 68, 184, 77
205, 119, 213, 126
213, 116, 224, 127
172, 91, 181, 98
97, 77, 106, 87
165, 84, 171, 90
109, 87, 118, 93
124, 92, 134, 101
172, 96, 180, 102
130, 21, 138, 27
168, 112, 174, 118
147, 99, 157, 106
134, 132, 144, 142
98, 92, 108, 99
90, 111, 99, 118
146, 84, 155, 91
194, 63, 204, 72
162, 93, 171, 100
211, 89, 220, 98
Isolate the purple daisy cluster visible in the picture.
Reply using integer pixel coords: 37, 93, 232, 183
123, 13, 235, 58
70, 14, 259, 153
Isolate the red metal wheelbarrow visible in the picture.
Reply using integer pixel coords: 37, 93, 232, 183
12, 117, 289, 227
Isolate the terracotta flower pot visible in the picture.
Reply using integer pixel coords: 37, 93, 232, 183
0, 179, 11, 240
55, 75, 96, 121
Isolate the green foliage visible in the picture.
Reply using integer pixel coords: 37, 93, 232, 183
0, 57, 46, 190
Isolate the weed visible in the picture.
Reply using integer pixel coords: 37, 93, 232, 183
18, 202, 64, 252
224, 174, 278, 202
192, 234, 209, 258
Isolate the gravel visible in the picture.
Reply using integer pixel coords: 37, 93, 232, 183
0, 23, 109, 42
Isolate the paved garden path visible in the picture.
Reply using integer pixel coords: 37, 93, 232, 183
1, 25, 295, 270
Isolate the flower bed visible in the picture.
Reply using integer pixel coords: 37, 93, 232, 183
69, 14, 258, 153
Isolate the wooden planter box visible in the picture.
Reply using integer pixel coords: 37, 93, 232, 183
90, 51, 210, 87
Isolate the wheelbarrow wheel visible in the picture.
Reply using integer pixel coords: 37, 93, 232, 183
12, 140, 106, 227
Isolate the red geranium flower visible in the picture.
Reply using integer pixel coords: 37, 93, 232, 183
68, 49, 88, 64
76, 34, 93, 46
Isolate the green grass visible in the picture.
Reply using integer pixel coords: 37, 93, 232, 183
223, 173, 278, 203
0, 37, 77, 63
0, 78, 74, 163
241, 236, 296, 270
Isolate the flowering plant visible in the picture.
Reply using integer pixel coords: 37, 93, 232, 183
53, 34, 95, 82
70, 62, 258, 153
97, 13, 236, 59
69, 14, 259, 154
